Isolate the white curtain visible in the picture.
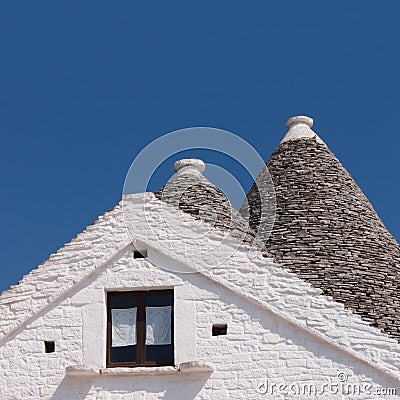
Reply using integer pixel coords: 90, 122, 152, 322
146, 306, 172, 345
111, 308, 137, 347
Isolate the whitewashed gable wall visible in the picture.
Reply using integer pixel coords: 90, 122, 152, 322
0, 246, 399, 399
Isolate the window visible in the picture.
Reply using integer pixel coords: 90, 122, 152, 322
106, 290, 174, 367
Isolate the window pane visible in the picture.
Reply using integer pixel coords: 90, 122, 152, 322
145, 291, 173, 365
145, 306, 171, 345
146, 344, 173, 364
108, 293, 138, 365
112, 308, 137, 347
109, 344, 137, 364
146, 291, 173, 307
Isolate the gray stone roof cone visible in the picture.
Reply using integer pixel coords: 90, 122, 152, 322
155, 159, 258, 246
242, 116, 400, 341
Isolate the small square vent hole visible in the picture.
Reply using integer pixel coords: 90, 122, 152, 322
212, 324, 227, 336
134, 249, 147, 259
44, 340, 55, 353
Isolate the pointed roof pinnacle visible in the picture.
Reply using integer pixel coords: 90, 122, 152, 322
155, 158, 258, 247
243, 116, 400, 342
281, 115, 325, 145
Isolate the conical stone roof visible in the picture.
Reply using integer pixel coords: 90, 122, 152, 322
155, 159, 258, 246
243, 116, 400, 341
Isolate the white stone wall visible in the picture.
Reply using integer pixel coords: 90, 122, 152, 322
0, 203, 129, 342
0, 246, 399, 399
123, 194, 400, 379
1, 194, 400, 399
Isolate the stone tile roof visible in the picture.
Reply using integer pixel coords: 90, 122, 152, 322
243, 117, 400, 341
154, 159, 260, 248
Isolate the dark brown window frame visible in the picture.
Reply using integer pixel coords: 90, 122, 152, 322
106, 289, 174, 368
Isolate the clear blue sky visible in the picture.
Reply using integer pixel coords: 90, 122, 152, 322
1, 1, 399, 294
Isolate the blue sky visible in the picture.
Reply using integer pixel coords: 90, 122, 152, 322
1, 1, 399, 294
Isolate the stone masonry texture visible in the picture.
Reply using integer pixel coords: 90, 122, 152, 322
1, 194, 400, 398
155, 169, 259, 247
244, 137, 400, 341
1, 245, 399, 399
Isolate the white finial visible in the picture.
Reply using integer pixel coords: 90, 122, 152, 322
281, 115, 324, 145
174, 159, 205, 174
286, 115, 313, 129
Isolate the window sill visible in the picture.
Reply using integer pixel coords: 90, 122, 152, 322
66, 361, 214, 377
